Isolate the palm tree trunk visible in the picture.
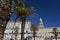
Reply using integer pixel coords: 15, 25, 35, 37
21, 17, 26, 40
0, 30, 4, 40
2, 13, 12, 40
0, 13, 12, 40
0, 0, 12, 40
33, 30, 35, 40
2, 26, 6, 40
55, 36, 57, 40
15, 35, 17, 40
2, 19, 11, 40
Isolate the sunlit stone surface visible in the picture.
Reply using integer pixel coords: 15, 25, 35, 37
3, 18, 60, 40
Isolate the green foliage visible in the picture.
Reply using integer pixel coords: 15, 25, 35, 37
29, 7, 35, 11
53, 28, 59, 40
14, 0, 37, 18
31, 25, 37, 31
14, 27, 19, 35
14, 0, 25, 7
53, 28, 58, 35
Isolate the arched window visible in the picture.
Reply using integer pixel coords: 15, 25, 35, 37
51, 36, 53, 38
26, 36, 32, 40
10, 35, 14, 40
26, 31, 28, 33
10, 38, 13, 40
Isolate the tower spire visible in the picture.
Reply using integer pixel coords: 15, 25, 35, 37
38, 18, 44, 28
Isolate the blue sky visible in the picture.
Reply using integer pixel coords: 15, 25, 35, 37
10, 0, 60, 27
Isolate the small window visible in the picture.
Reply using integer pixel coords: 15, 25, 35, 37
42, 36, 44, 38
40, 36, 41, 38
10, 36, 14, 40
12, 31, 13, 33
39, 33, 41, 34
26, 31, 28, 33
51, 36, 53, 38
59, 32, 60, 34
10, 39, 13, 40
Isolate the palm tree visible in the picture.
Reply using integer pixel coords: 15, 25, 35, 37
31, 25, 37, 40
0, 0, 13, 40
0, 10, 12, 40
14, 0, 37, 40
14, 27, 19, 40
53, 28, 59, 40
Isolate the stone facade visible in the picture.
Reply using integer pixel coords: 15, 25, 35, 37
3, 18, 60, 40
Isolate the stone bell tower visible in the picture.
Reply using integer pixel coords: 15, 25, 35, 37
38, 18, 44, 29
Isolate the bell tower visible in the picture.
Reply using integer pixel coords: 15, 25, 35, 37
38, 18, 44, 28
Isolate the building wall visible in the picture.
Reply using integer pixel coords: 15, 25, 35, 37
3, 21, 60, 40
3, 21, 32, 40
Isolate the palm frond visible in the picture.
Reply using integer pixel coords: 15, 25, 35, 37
29, 7, 35, 11
29, 13, 38, 20
25, 2, 29, 8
